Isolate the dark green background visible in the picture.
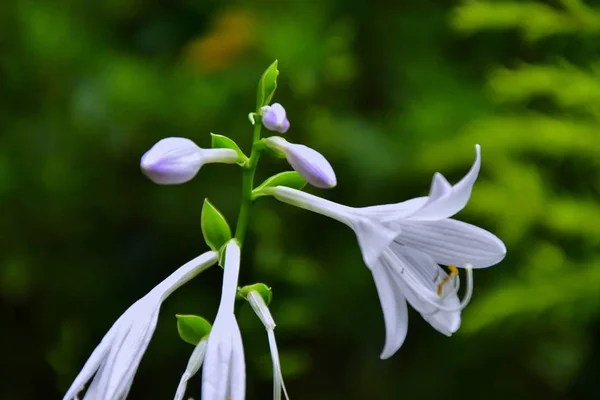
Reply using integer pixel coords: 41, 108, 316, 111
2, 0, 600, 398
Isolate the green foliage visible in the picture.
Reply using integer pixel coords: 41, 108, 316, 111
201, 199, 232, 252
256, 60, 279, 110
238, 283, 273, 305
210, 133, 249, 165
176, 315, 212, 346
252, 171, 307, 199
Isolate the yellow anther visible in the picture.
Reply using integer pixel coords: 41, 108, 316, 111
436, 265, 459, 296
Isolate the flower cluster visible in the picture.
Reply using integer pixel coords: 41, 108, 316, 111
64, 61, 505, 400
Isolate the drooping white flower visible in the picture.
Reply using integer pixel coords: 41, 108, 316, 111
63, 251, 218, 400
247, 290, 290, 400
202, 240, 246, 400
264, 136, 337, 189
174, 337, 208, 400
141, 137, 238, 185
267, 144, 506, 359
261, 103, 290, 133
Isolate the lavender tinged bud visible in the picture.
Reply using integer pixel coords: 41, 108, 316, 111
141, 137, 237, 185
264, 136, 337, 189
260, 103, 290, 133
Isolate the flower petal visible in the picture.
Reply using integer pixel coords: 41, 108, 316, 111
408, 144, 481, 220
370, 261, 409, 359
383, 244, 461, 335
174, 339, 208, 400
63, 329, 114, 400
394, 218, 506, 268
228, 321, 246, 400
202, 322, 233, 400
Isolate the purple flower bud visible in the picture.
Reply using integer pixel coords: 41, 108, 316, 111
141, 137, 237, 185
261, 103, 290, 133
264, 136, 337, 189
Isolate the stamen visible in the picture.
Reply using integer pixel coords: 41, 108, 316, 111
436, 265, 459, 296
421, 266, 474, 314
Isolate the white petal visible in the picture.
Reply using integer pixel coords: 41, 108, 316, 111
370, 261, 409, 359
407, 144, 481, 220
354, 218, 398, 268
174, 339, 208, 400
360, 197, 428, 219
267, 330, 289, 400
384, 245, 461, 335
219, 241, 242, 313
153, 251, 218, 301
270, 186, 354, 226
394, 218, 506, 268
427, 172, 452, 202
202, 323, 233, 400
63, 328, 115, 400
228, 320, 246, 400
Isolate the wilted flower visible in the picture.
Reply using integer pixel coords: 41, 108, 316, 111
63, 251, 218, 400
141, 137, 238, 185
264, 136, 336, 189
202, 240, 246, 400
261, 103, 290, 133
267, 145, 506, 358
247, 290, 289, 400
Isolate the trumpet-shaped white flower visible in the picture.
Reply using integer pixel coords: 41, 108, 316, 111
141, 137, 238, 185
247, 291, 289, 400
264, 136, 337, 189
267, 144, 506, 359
174, 338, 209, 400
63, 251, 218, 400
202, 240, 246, 400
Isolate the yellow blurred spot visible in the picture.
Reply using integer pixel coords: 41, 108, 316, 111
437, 265, 459, 296
184, 10, 255, 73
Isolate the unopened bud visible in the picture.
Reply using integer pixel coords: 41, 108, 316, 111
141, 137, 238, 185
261, 103, 290, 133
264, 136, 337, 189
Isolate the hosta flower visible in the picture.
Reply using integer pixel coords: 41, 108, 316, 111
267, 144, 506, 359
174, 338, 208, 400
261, 103, 290, 133
141, 137, 238, 185
63, 251, 218, 400
264, 136, 337, 189
247, 290, 289, 400
202, 240, 246, 400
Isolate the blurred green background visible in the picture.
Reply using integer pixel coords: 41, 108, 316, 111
2, 0, 600, 398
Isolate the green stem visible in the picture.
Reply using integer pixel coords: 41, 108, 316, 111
234, 120, 263, 246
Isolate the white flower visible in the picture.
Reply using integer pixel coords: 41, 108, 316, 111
63, 251, 218, 400
141, 137, 238, 185
264, 136, 337, 189
267, 144, 506, 359
174, 338, 208, 400
202, 240, 246, 400
247, 291, 290, 400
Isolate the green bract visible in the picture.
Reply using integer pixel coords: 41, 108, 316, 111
176, 314, 212, 346
256, 60, 279, 110
201, 199, 232, 251
238, 283, 273, 305
210, 133, 249, 165
252, 171, 307, 199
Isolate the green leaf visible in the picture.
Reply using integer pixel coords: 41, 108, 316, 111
238, 283, 273, 305
252, 171, 307, 199
176, 314, 212, 346
256, 60, 279, 110
210, 133, 248, 164
201, 199, 232, 251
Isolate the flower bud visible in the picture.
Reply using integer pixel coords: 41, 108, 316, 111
260, 103, 290, 133
264, 136, 337, 189
140, 137, 238, 185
